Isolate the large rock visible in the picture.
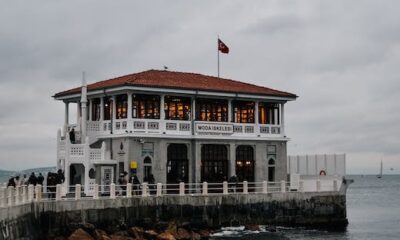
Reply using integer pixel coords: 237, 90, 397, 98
128, 227, 144, 239
94, 229, 111, 240
68, 228, 94, 240
245, 224, 260, 231
190, 231, 201, 240
198, 229, 210, 238
109, 235, 134, 240
174, 228, 191, 240
144, 230, 159, 239
157, 232, 176, 240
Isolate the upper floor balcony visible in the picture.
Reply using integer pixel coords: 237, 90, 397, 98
55, 70, 297, 141
64, 93, 287, 141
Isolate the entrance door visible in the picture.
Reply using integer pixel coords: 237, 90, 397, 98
201, 144, 228, 182
235, 145, 255, 182
101, 166, 114, 193
167, 144, 189, 184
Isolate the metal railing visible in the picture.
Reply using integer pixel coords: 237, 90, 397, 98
0, 179, 342, 209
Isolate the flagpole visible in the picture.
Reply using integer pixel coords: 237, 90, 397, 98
217, 36, 220, 77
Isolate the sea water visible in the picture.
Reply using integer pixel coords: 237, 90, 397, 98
211, 175, 400, 240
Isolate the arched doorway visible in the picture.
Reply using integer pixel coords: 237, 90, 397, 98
201, 144, 228, 182
268, 158, 276, 182
167, 144, 189, 184
236, 145, 255, 182
143, 156, 152, 182
69, 164, 85, 192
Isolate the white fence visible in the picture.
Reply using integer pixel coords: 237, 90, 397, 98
0, 178, 343, 208
287, 154, 346, 176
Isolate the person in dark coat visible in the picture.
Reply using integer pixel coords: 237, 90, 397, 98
28, 172, 37, 186
228, 175, 239, 193
131, 175, 141, 195
147, 174, 156, 195
7, 177, 16, 187
69, 128, 76, 143
37, 173, 44, 185
57, 169, 65, 184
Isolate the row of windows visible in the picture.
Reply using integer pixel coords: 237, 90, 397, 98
88, 94, 281, 123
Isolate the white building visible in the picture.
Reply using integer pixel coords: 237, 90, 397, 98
53, 70, 297, 194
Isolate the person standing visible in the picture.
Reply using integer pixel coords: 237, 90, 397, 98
28, 172, 37, 186
69, 128, 76, 144
37, 173, 44, 185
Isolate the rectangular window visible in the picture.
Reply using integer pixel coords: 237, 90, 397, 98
196, 98, 228, 122
233, 101, 255, 123
103, 97, 113, 120
116, 94, 128, 119
165, 96, 191, 120
132, 94, 160, 119
259, 103, 280, 125
91, 98, 101, 121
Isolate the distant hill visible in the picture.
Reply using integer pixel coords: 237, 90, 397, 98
0, 166, 56, 183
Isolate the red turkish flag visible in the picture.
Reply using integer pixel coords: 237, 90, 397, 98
218, 39, 229, 54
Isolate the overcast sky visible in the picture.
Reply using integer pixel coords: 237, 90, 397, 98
0, 0, 399, 174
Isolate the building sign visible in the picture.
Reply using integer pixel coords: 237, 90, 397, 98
195, 123, 234, 134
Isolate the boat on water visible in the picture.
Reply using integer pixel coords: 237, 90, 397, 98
377, 160, 383, 178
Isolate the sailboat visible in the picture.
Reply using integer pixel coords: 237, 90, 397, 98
377, 160, 383, 179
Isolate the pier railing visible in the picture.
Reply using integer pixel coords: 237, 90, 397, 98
0, 178, 342, 208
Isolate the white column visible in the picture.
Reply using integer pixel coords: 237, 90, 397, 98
254, 101, 259, 134
243, 181, 248, 194
35, 185, 42, 202
229, 143, 236, 177
228, 99, 232, 122
88, 99, 92, 121
127, 93, 132, 120
191, 97, 196, 121
28, 185, 34, 202
76, 101, 81, 126
179, 182, 185, 196
262, 181, 268, 193
281, 103, 285, 136
160, 95, 165, 120
75, 184, 81, 200
81, 73, 88, 142
160, 95, 166, 132
100, 97, 104, 121
223, 181, 228, 195
110, 183, 116, 199
142, 183, 148, 196
202, 182, 208, 195
56, 184, 62, 201
156, 183, 162, 196
64, 102, 69, 135
126, 183, 132, 197
280, 180, 286, 193
112, 96, 117, 120
93, 184, 99, 199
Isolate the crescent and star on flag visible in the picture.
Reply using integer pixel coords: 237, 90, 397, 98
217, 38, 229, 77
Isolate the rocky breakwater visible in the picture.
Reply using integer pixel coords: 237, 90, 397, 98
52, 222, 212, 240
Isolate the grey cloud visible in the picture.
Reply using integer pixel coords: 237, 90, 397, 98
0, 0, 399, 173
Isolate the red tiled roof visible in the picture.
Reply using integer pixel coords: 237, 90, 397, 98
54, 69, 297, 99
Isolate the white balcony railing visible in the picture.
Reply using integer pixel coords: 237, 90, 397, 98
71, 119, 284, 142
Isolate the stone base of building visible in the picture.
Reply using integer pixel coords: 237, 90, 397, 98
0, 190, 349, 240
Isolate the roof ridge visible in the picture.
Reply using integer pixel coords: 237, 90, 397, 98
54, 69, 297, 98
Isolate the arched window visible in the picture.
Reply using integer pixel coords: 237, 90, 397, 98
89, 168, 96, 179
268, 157, 276, 182
143, 156, 152, 182
167, 144, 188, 183
236, 145, 255, 182
201, 144, 228, 182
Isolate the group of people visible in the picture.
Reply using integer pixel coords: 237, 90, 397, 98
117, 172, 156, 196
7, 172, 44, 187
